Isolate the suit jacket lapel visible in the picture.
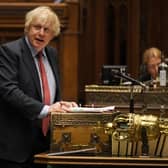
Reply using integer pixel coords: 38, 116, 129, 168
20, 38, 42, 100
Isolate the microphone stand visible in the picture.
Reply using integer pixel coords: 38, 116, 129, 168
111, 70, 147, 114
129, 84, 134, 113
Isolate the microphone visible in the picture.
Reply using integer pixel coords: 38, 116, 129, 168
111, 69, 148, 89
111, 69, 148, 114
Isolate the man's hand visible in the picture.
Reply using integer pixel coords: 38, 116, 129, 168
48, 101, 78, 114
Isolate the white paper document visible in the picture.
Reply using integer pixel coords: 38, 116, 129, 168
68, 106, 115, 113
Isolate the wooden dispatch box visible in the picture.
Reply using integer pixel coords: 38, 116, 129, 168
49, 112, 118, 156
49, 112, 168, 157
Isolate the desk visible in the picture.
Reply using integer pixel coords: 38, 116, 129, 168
34, 153, 168, 167
85, 85, 168, 114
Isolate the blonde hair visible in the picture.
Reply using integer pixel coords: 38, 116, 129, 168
24, 6, 60, 37
143, 47, 161, 64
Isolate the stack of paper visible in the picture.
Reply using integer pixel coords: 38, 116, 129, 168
68, 106, 115, 113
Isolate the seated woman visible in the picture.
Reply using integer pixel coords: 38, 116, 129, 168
139, 47, 161, 83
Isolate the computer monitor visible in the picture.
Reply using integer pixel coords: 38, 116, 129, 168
101, 65, 128, 85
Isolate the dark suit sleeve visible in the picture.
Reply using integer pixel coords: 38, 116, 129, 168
0, 45, 44, 120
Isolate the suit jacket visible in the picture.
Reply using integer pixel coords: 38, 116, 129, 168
0, 37, 61, 162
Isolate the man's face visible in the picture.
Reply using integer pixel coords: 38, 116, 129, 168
147, 57, 161, 79
27, 17, 54, 52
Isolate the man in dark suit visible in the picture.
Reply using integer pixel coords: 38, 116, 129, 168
0, 6, 77, 168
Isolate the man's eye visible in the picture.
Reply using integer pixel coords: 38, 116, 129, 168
34, 25, 41, 30
44, 28, 49, 33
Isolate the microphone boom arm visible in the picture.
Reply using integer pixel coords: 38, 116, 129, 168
111, 70, 147, 88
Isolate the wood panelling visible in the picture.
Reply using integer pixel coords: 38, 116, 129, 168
127, 0, 140, 77
0, 0, 53, 2
78, 0, 168, 104
159, 0, 168, 55
78, 0, 141, 104
59, 2, 79, 101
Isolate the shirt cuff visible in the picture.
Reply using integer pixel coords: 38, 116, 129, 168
37, 105, 49, 119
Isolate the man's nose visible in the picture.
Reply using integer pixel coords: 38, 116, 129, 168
39, 28, 45, 35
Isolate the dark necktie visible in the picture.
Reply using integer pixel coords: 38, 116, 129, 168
37, 51, 50, 136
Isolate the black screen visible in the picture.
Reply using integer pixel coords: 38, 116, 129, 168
101, 65, 127, 85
